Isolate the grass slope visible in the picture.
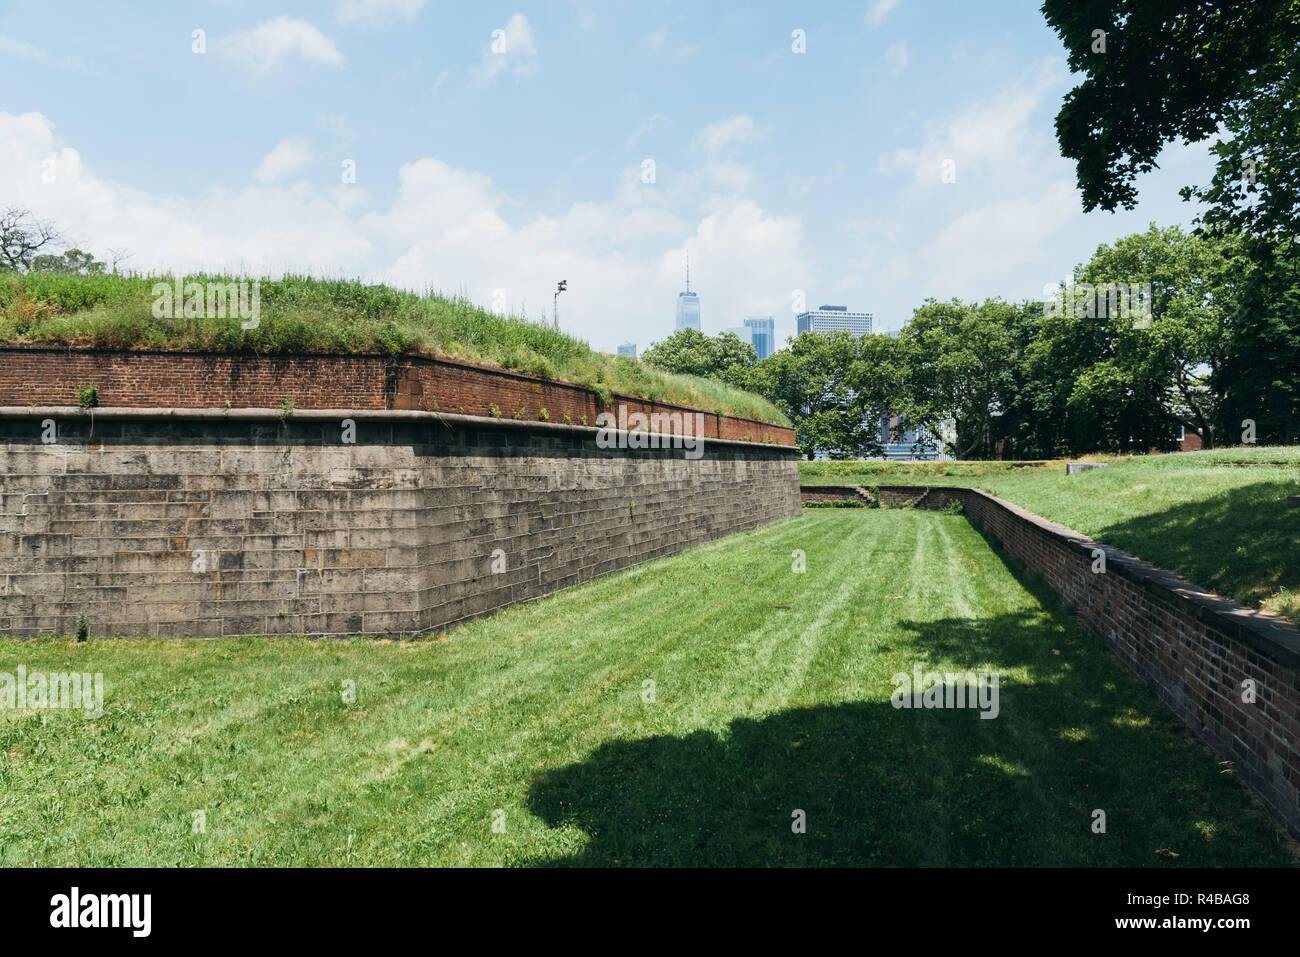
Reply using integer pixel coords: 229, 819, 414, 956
0, 510, 1289, 866
0, 272, 788, 425
800, 449, 1300, 621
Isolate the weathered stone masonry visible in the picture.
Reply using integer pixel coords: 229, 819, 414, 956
875, 484, 1300, 839
0, 408, 801, 639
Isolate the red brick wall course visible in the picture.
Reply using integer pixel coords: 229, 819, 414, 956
0, 346, 795, 447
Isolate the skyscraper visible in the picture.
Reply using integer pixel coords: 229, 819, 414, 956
675, 255, 700, 332
616, 342, 637, 358
795, 304, 873, 337
721, 325, 754, 348
744, 316, 775, 359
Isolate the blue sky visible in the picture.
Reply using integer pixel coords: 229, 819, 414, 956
0, 0, 1215, 352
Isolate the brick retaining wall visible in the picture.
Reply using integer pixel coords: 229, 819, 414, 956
0, 408, 801, 639
876, 484, 1300, 838
798, 485, 871, 503
0, 346, 794, 446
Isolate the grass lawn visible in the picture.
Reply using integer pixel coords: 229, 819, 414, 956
800, 449, 1300, 621
0, 272, 787, 425
0, 509, 1291, 867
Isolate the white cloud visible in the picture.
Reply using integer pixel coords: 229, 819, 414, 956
694, 115, 764, 154
866, 0, 902, 27
219, 16, 345, 72
841, 59, 1093, 327
918, 180, 1079, 291
0, 35, 87, 72
693, 115, 767, 192
254, 136, 313, 184
336, 0, 425, 25
884, 41, 909, 77
880, 60, 1065, 189
675, 200, 812, 324
0, 112, 369, 275
473, 13, 538, 81
0, 110, 810, 352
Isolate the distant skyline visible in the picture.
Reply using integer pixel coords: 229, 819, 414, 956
796, 304, 873, 337
674, 255, 701, 332
0, 1, 1216, 354
744, 316, 775, 359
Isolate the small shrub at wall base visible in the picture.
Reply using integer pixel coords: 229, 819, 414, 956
77, 382, 98, 408
75, 611, 88, 642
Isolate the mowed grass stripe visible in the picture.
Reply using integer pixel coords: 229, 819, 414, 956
0, 510, 1292, 866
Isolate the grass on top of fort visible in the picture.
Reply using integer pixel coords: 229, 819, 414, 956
0, 271, 789, 426
800, 447, 1300, 623
0, 509, 1293, 867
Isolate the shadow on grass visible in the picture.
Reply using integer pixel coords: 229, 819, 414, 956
1086, 480, 1300, 619
525, 605, 1294, 866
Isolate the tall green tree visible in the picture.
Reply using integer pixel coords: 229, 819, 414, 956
1042, 1, 1300, 450
895, 299, 1021, 459
641, 328, 757, 388
1213, 240, 1300, 443
1080, 225, 1239, 448
1014, 226, 1244, 453
749, 332, 886, 460
985, 301, 1058, 459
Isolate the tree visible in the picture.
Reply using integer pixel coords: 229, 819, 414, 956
1042, 3, 1300, 451
30, 248, 106, 275
982, 301, 1057, 459
0, 208, 62, 272
749, 332, 885, 460
1075, 225, 1240, 448
895, 299, 1021, 459
1213, 240, 1300, 443
1042, 0, 1300, 238
641, 328, 758, 388
105, 247, 134, 274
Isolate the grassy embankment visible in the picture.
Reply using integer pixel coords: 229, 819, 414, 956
0, 510, 1291, 866
799, 449, 1300, 621
0, 271, 788, 425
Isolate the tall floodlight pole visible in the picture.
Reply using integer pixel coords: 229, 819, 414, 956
553, 280, 567, 331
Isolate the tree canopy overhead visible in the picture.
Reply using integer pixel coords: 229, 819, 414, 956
1042, 0, 1300, 238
